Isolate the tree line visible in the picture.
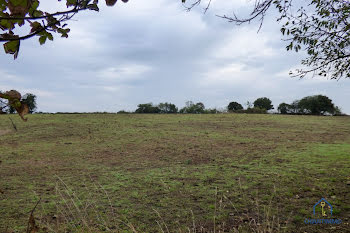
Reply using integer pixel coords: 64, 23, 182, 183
123, 95, 344, 116
0, 93, 344, 116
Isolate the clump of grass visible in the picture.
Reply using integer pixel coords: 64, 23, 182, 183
32, 176, 290, 233
36, 176, 138, 232
183, 181, 291, 233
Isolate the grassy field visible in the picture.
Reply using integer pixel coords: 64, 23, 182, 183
0, 113, 349, 232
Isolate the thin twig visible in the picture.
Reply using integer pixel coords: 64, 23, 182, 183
26, 198, 41, 233
8, 116, 17, 132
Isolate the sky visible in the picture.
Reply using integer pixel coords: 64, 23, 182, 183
1, 0, 349, 113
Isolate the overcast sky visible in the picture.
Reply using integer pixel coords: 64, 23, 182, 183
1, 0, 349, 113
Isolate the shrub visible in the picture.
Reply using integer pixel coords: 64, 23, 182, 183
227, 101, 244, 111
253, 97, 273, 111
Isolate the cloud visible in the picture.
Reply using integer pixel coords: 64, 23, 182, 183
0, 69, 24, 83
97, 64, 152, 81
0, 0, 349, 114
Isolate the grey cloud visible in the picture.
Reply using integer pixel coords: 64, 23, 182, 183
0, 0, 349, 113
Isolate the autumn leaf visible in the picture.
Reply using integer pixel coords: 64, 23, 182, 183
3, 40, 20, 59
0, 90, 29, 121
15, 102, 29, 122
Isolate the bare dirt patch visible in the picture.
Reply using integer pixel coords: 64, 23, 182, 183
0, 129, 12, 136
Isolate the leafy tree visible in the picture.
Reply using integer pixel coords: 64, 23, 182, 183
298, 95, 336, 115
158, 102, 178, 113
253, 97, 273, 110
246, 101, 253, 109
278, 95, 339, 115
179, 101, 205, 114
135, 103, 160, 114
0, 0, 129, 59
204, 108, 221, 114
8, 104, 15, 114
227, 101, 243, 111
289, 100, 300, 114
117, 110, 129, 114
183, 0, 350, 79
21, 93, 37, 113
334, 106, 344, 116
277, 103, 291, 114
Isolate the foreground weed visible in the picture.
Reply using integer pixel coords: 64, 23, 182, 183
31, 176, 290, 233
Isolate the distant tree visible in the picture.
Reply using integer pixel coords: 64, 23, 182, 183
179, 101, 205, 114
298, 95, 336, 115
185, 101, 194, 107
8, 105, 16, 114
253, 97, 274, 110
21, 93, 37, 113
227, 101, 243, 111
196, 102, 205, 111
246, 101, 253, 109
289, 100, 300, 114
334, 106, 344, 116
204, 108, 221, 114
277, 103, 291, 114
279, 95, 339, 115
117, 110, 130, 114
158, 102, 178, 113
135, 103, 160, 114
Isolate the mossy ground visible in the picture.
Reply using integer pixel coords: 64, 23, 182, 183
0, 114, 349, 232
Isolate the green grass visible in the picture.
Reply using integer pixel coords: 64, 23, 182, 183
0, 113, 349, 232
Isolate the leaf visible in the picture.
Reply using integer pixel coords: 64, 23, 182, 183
9, 0, 27, 7
4, 90, 21, 100
0, 0, 7, 11
15, 102, 29, 122
57, 28, 70, 38
3, 40, 20, 59
0, 90, 29, 121
8, 0, 29, 16
0, 18, 14, 30
66, 0, 76, 7
87, 4, 99, 11
29, 0, 39, 11
39, 35, 47, 45
30, 21, 42, 33
32, 10, 43, 17
105, 0, 117, 6
47, 32, 53, 41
